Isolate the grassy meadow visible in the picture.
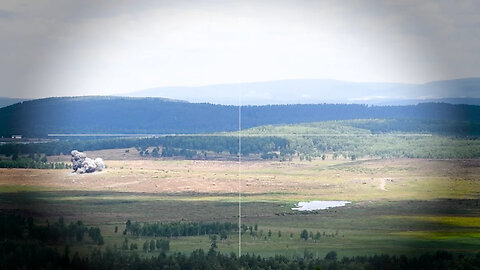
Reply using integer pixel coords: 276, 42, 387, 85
1, 156, 479, 259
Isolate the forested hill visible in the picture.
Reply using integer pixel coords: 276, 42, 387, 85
1, 96, 479, 137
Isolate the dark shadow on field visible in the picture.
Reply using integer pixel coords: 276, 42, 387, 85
1, 190, 480, 256
0, 190, 288, 225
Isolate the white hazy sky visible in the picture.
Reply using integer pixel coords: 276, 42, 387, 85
0, 0, 479, 98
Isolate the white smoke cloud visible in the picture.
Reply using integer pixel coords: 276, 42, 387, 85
71, 150, 104, 174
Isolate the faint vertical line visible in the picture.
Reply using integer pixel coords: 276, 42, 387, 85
238, 90, 242, 257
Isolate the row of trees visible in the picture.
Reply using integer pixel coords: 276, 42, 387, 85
0, 157, 71, 169
142, 239, 170, 253
0, 136, 289, 157
1, 241, 478, 270
300, 229, 341, 241
0, 215, 104, 245
120, 237, 170, 253
1, 119, 479, 160
124, 220, 238, 238
239, 225, 341, 242
346, 118, 480, 135
153, 147, 197, 159
2, 134, 479, 162
282, 134, 480, 160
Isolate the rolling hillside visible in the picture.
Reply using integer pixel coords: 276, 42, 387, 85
1, 96, 479, 137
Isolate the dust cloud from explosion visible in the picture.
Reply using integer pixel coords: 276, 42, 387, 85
71, 150, 104, 173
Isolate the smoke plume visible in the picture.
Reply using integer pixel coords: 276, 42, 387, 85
71, 150, 105, 173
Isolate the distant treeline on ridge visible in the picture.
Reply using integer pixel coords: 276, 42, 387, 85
0, 96, 478, 137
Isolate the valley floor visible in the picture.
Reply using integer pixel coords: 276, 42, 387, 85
1, 157, 479, 258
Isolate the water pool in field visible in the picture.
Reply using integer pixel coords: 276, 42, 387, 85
291, 201, 351, 211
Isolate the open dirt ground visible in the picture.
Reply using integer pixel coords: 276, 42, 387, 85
2, 158, 479, 202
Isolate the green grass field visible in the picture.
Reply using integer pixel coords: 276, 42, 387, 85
1, 157, 479, 258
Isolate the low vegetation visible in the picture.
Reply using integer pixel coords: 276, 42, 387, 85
0, 214, 104, 245
2, 241, 479, 270
1, 116, 479, 268
1, 119, 478, 162
123, 220, 237, 238
0, 156, 71, 169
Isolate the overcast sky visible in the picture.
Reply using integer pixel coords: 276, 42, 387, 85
1, 0, 479, 98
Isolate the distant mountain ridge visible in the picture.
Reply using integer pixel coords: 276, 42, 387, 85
372, 98, 480, 106
1, 96, 479, 137
0, 97, 29, 108
127, 78, 480, 105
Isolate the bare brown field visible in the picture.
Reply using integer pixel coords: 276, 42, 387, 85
2, 158, 479, 202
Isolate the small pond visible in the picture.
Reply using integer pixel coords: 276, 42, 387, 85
291, 201, 351, 211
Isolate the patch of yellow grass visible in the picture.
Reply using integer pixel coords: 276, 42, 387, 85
391, 230, 480, 240
383, 215, 480, 227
